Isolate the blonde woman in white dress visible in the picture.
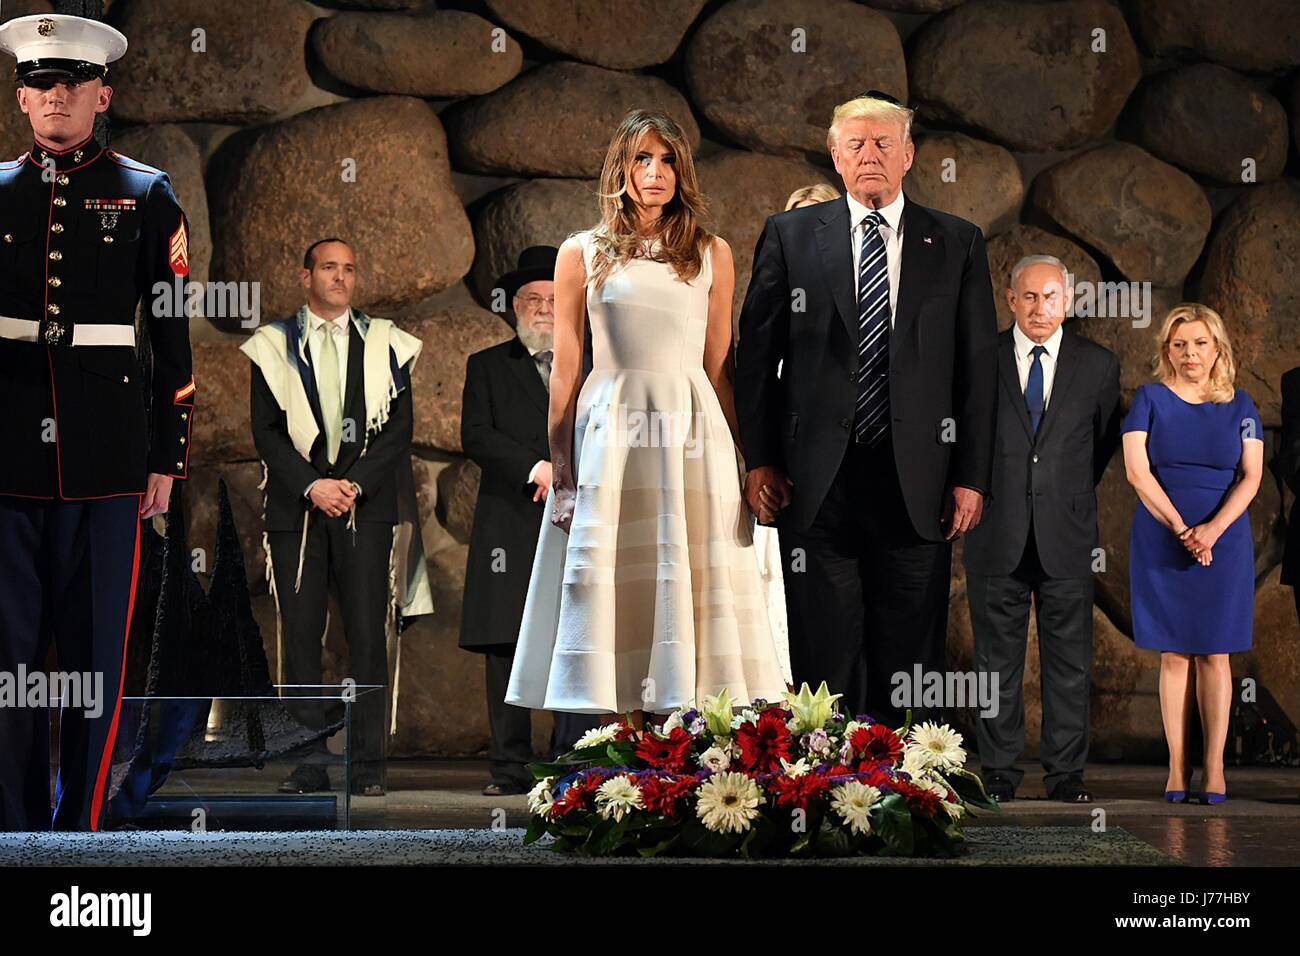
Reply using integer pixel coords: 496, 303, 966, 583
506, 109, 788, 725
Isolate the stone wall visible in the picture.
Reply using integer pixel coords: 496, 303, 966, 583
7, 0, 1298, 760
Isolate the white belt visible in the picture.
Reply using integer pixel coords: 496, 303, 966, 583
0, 315, 136, 347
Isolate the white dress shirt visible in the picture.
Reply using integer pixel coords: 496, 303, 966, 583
846, 189, 905, 327
524, 338, 551, 485
1012, 321, 1063, 408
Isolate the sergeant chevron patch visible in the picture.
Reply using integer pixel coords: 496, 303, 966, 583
168, 219, 188, 276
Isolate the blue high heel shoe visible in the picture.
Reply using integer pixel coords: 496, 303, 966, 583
1201, 792, 1227, 805
1163, 790, 1187, 803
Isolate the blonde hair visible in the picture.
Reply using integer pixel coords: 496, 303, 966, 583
587, 109, 711, 290
826, 95, 915, 152
1152, 303, 1237, 404
785, 183, 840, 210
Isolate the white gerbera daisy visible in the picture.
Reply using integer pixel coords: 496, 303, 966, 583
572, 723, 622, 750
901, 744, 931, 777
908, 721, 967, 770
830, 780, 882, 836
661, 711, 685, 734
594, 775, 643, 822
698, 745, 731, 772
526, 777, 556, 818
696, 771, 762, 833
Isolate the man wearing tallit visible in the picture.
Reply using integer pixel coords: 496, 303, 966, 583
242, 238, 431, 797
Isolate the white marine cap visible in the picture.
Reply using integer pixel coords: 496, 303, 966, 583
0, 13, 127, 82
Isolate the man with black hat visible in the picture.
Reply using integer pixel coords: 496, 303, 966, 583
460, 246, 597, 796
0, 13, 194, 831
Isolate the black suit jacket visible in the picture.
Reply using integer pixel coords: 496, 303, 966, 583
1278, 367, 1300, 587
459, 337, 551, 649
963, 327, 1121, 578
250, 317, 413, 532
736, 192, 999, 540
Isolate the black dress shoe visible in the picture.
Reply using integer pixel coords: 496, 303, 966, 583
279, 764, 331, 794
482, 781, 527, 797
985, 774, 1015, 803
1050, 778, 1093, 803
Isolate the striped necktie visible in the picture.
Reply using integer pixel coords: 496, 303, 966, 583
854, 211, 891, 445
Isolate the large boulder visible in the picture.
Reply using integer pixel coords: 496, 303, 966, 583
696, 149, 840, 329
189, 338, 256, 464
398, 302, 515, 454
1198, 180, 1300, 426
109, 0, 317, 124
908, 0, 1140, 151
1029, 143, 1212, 288
483, 0, 706, 69
903, 132, 1023, 239
986, 225, 1103, 331
311, 10, 523, 97
468, 177, 600, 308
446, 62, 699, 178
1123, 64, 1290, 186
1127, 0, 1300, 74
1240, 567, 1300, 732
210, 96, 473, 325
1067, 284, 1186, 401
685, 0, 906, 160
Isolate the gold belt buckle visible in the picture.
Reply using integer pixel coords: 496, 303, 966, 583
42, 318, 69, 346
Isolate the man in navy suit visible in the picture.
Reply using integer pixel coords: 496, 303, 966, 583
736, 90, 998, 726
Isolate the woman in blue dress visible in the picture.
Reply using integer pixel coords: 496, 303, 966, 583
1121, 304, 1264, 806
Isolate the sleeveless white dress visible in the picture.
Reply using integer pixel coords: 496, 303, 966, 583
506, 229, 790, 715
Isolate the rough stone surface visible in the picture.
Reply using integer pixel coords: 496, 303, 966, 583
1124, 63, 1290, 186
1241, 567, 1300, 731
1067, 284, 1186, 402
468, 177, 601, 307
484, 0, 707, 69
436, 457, 480, 546
189, 337, 257, 464
1029, 143, 1212, 288
311, 10, 523, 97
696, 149, 840, 329
904, 132, 1023, 239
398, 304, 515, 454
447, 61, 700, 178
109, 0, 316, 124
1128, 0, 1300, 74
909, 0, 1141, 151
685, 0, 907, 159
210, 97, 473, 326
1198, 180, 1300, 426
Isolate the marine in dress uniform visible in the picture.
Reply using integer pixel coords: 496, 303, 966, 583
0, 14, 193, 831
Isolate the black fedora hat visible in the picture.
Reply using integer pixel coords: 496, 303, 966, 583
497, 245, 558, 325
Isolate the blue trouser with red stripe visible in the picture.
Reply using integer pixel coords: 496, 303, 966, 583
0, 494, 141, 831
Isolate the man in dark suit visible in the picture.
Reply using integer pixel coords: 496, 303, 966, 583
0, 15, 193, 831
962, 255, 1121, 803
460, 247, 598, 796
1279, 368, 1300, 622
245, 238, 421, 797
736, 91, 998, 725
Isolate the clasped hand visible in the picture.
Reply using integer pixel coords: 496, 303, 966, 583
1178, 523, 1219, 566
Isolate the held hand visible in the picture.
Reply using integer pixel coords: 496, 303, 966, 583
140, 473, 174, 519
550, 476, 577, 535
532, 461, 553, 503
309, 478, 357, 518
941, 486, 984, 541
1179, 523, 1219, 564
743, 465, 794, 525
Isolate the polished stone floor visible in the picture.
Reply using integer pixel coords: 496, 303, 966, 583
144, 758, 1300, 866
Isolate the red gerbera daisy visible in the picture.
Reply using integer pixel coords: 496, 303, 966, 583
851, 724, 905, 768
736, 711, 793, 774
639, 775, 696, 818
635, 727, 694, 773
769, 772, 831, 811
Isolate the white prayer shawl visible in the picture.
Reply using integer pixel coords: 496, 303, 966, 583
240, 309, 432, 734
